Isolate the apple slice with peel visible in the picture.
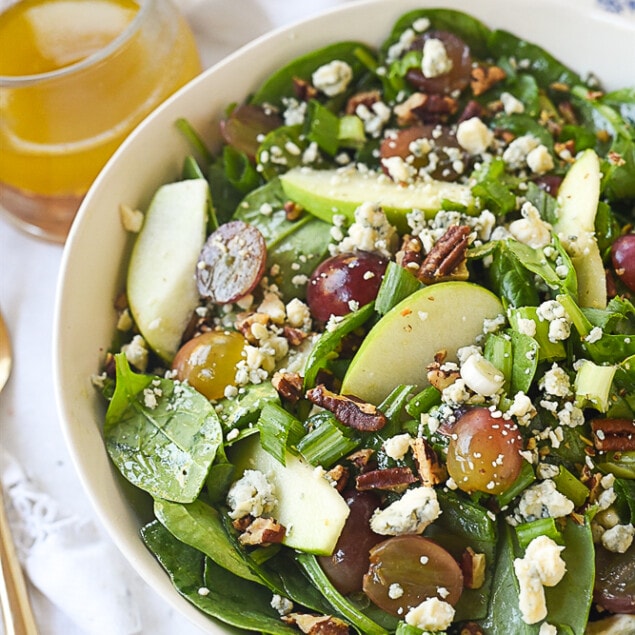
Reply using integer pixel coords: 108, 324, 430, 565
280, 166, 474, 232
552, 149, 606, 308
341, 281, 504, 405
127, 179, 210, 362
230, 435, 350, 556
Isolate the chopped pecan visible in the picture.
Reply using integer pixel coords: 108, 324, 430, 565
591, 418, 635, 451
394, 92, 429, 126
284, 199, 304, 221
346, 89, 382, 115
460, 622, 485, 635
557, 100, 579, 125
394, 92, 457, 125
411, 437, 447, 486
237, 517, 286, 546
460, 546, 486, 589
235, 311, 270, 344
470, 64, 506, 96
306, 384, 387, 431
326, 464, 350, 492
281, 613, 350, 635
346, 448, 375, 471
417, 225, 471, 284
426, 359, 460, 391
356, 467, 418, 492
272, 371, 304, 404
292, 76, 318, 101
396, 234, 423, 271
283, 325, 308, 346
458, 99, 485, 123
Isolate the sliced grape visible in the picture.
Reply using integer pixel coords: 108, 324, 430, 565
318, 490, 383, 595
196, 220, 267, 304
220, 104, 283, 159
363, 535, 463, 616
172, 330, 246, 400
611, 234, 635, 292
594, 541, 635, 613
306, 251, 388, 324
446, 407, 524, 495
405, 31, 472, 95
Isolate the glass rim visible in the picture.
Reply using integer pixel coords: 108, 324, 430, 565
0, 0, 152, 87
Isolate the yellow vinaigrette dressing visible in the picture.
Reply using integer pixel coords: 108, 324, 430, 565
0, 0, 201, 201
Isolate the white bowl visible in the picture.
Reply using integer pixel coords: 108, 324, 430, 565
54, 1, 635, 632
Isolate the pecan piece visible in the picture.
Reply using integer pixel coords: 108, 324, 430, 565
417, 225, 471, 284
235, 311, 270, 344
284, 199, 304, 221
460, 546, 486, 589
460, 623, 485, 635
396, 234, 423, 271
283, 325, 308, 346
470, 64, 506, 96
591, 418, 635, 451
306, 384, 387, 431
326, 464, 350, 492
282, 613, 350, 635
346, 89, 382, 115
237, 517, 286, 546
272, 371, 304, 404
394, 92, 457, 125
356, 466, 418, 492
292, 76, 318, 101
426, 359, 460, 391
346, 448, 375, 471
411, 437, 447, 486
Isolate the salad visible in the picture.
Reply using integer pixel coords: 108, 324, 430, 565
98, 7, 635, 635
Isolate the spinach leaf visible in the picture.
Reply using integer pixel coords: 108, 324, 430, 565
105, 354, 222, 503
141, 520, 297, 634
480, 517, 594, 634
426, 490, 497, 621
382, 9, 492, 59
487, 30, 582, 87
489, 241, 539, 308
493, 113, 554, 150
250, 41, 374, 107
233, 179, 332, 300
154, 498, 260, 583
215, 381, 281, 431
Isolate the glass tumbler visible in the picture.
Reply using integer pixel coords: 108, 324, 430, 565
0, 0, 201, 242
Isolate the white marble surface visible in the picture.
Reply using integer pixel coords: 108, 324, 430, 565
0, 1, 353, 633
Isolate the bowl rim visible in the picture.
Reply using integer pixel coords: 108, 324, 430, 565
53, 0, 635, 632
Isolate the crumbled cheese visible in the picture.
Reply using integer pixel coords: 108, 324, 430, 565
502, 134, 540, 170
332, 201, 398, 258
119, 203, 144, 233
271, 594, 293, 615
456, 117, 494, 155
513, 535, 566, 624
442, 377, 472, 405
405, 597, 455, 632
527, 145, 555, 175
356, 101, 391, 137
226, 469, 277, 520
556, 402, 585, 428
516, 317, 537, 337
601, 523, 635, 554
536, 300, 571, 343
508, 201, 552, 249
506, 391, 536, 425
500, 92, 525, 115
585, 326, 603, 344
388, 583, 404, 599
285, 298, 312, 329
370, 486, 441, 535
421, 38, 453, 78
121, 334, 149, 372
258, 291, 286, 324
515, 479, 574, 523
383, 433, 413, 460
540, 363, 572, 398
382, 155, 417, 183
539, 622, 557, 635
312, 60, 353, 96
116, 308, 133, 332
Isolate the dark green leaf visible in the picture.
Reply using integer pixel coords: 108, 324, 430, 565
105, 354, 222, 503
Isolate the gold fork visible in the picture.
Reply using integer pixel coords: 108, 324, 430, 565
0, 311, 39, 635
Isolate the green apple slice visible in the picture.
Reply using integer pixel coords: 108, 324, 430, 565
230, 435, 350, 555
341, 281, 504, 405
279, 166, 474, 231
552, 149, 606, 308
127, 179, 210, 362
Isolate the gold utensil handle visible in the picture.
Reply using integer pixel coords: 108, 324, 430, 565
0, 486, 38, 635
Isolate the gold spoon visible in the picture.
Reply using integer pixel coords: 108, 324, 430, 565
0, 312, 39, 634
